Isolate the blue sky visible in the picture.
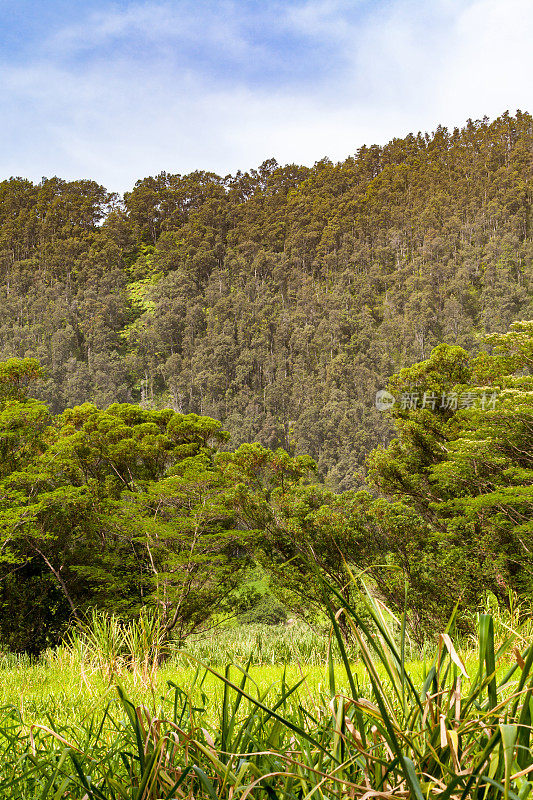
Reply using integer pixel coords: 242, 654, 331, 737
0, 0, 531, 192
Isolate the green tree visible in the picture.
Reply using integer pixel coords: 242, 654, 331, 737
130, 452, 254, 642
0, 358, 44, 403
0, 391, 246, 651
367, 321, 533, 629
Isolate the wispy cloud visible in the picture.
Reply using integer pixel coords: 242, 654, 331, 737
47, 2, 263, 68
0, 0, 531, 192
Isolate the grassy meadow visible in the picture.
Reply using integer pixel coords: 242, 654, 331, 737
0, 622, 349, 723
2, 592, 533, 799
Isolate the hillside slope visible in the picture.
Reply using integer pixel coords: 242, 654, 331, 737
0, 111, 531, 486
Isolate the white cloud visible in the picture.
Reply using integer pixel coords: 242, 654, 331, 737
438, 0, 533, 120
0, 0, 531, 192
284, 0, 361, 40
47, 2, 270, 67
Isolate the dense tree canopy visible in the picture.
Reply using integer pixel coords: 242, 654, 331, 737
0, 395, 251, 652
366, 321, 533, 632
0, 112, 531, 487
0, 318, 531, 651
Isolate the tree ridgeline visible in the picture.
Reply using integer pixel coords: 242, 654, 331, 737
0, 112, 531, 488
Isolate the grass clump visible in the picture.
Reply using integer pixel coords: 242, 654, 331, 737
182, 620, 344, 666
0, 583, 532, 798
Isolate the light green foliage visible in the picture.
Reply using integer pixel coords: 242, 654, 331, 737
432, 321, 533, 596
217, 443, 368, 618
130, 451, 255, 641
0, 398, 51, 478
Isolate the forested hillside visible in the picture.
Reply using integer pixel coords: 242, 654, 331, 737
0, 111, 531, 487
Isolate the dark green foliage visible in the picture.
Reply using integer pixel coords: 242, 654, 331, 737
0, 358, 44, 403
0, 561, 70, 654
0, 113, 531, 486
238, 594, 288, 625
